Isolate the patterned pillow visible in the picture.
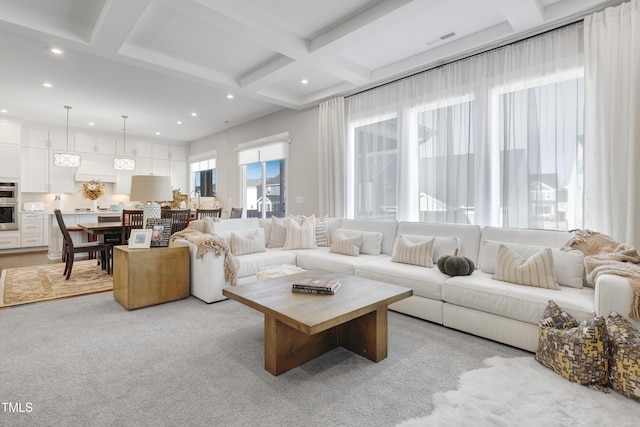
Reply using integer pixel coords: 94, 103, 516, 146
391, 235, 434, 267
283, 217, 316, 249
494, 244, 559, 290
267, 216, 288, 248
330, 233, 363, 257
535, 301, 609, 389
230, 229, 266, 256
606, 312, 640, 402
314, 215, 331, 247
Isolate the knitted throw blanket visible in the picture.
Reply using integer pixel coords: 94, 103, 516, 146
170, 228, 238, 286
563, 230, 640, 320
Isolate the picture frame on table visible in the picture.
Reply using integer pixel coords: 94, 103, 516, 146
146, 218, 172, 247
128, 229, 152, 249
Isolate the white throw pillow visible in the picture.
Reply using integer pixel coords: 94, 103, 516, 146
391, 235, 434, 267
230, 228, 266, 256
267, 216, 288, 248
493, 244, 559, 290
398, 234, 459, 263
480, 240, 584, 288
330, 233, 363, 257
334, 228, 383, 255
283, 217, 317, 249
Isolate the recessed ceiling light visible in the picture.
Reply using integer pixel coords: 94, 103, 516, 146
42, 82, 53, 88
0, 109, 7, 113
191, 112, 197, 117
300, 79, 309, 85
226, 94, 234, 99
49, 47, 64, 55
155, 131, 161, 135
88, 122, 95, 126
177, 121, 182, 125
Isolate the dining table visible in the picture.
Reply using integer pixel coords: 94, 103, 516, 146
77, 222, 123, 238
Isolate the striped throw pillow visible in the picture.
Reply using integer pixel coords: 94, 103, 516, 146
494, 244, 559, 290
283, 217, 317, 249
330, 233, 362, 257
230, 229, 266, 256
391, 235, 434, 267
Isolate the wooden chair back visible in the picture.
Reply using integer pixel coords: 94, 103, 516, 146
122, 210, 144, 244
196, 208, 222, 219
230, 207, 243, 218
161, 209, 191, 234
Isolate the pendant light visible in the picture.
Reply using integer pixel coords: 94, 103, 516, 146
53, 105, 81, 167
114, 114, 135, 170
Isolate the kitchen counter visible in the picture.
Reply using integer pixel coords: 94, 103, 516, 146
31, 210, 123, 215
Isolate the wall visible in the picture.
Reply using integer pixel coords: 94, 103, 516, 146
189, 106, 320, 217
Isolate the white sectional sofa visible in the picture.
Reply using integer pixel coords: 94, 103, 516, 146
174, 217, 640, 352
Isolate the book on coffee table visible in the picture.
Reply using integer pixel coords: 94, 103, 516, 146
292, 277, 341, 294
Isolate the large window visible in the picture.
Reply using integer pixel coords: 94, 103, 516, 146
238, 135, 289, 218
190, 157, 216, 197
344, 23, 584, 230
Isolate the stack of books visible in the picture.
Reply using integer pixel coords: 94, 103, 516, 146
291, 277, 342, 295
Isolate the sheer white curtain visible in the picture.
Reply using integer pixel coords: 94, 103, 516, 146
584, 0, 640, 247
344, 24, 584, 229
318, 97, 346, 217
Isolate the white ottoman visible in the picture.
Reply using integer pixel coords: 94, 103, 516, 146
256, 264, 305, 281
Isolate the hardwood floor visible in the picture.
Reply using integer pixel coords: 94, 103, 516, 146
0, 250, 60, 271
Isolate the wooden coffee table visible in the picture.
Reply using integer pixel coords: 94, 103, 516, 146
222, 271, 412, 375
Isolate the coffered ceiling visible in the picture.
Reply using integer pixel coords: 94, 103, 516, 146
0, 0, 624, 142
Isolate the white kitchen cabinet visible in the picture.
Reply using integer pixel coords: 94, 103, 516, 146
115, 169, 134, 194
22, 127, 50, 148
48, 129, 72, 150
152, 158, 170, 176
0, 143, 21, 178
170, 160, 188, 193
0, 232, 20, 249
0, 118, 21, 144
21, 147, 76, 193
21, 212, 48, 247
76, 133, 116, 155
129, 139, 153, 158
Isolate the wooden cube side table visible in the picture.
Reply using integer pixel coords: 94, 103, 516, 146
113, 243, 190, 310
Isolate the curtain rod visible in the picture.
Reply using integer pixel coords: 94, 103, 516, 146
343, 1, 612, 100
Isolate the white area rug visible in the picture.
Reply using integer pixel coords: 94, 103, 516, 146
398, 356, 640, 427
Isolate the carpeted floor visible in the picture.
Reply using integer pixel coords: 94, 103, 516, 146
0, 292, 529, 427
0, 260, 112, 308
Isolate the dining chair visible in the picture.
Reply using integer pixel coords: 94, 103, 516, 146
54, 209, 112, 280
122, 209, 144, 244
196, 208, 222, 219
161, 209, 191, 234
98, 215, 123, 245
230, 207, 243, 218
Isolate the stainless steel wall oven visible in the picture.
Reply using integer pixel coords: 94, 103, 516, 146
0, 181, 19, 231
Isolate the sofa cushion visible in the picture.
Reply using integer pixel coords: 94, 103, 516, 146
330, 233, 362, 256
396, 222, 482, 262
391, 235, 434, 267
355, 258, 448, 299
283, 216, 316, 249
294, 247, 388, 275
230, 228, 266, 256
267, 216, 288, 248
494, 244, 559, 290
606, 312, 640, 402
443, 271, 595, 325
235, 248, 297, 278
338, 219, 398, 255
480, 240, 585, 289
335, 228, 382, 255
535, 301, 609, 388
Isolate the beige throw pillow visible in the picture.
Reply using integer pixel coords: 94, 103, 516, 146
267, 216, 288, 248
391, 235, 434, 267
493, 244, 559, 290
330, 233, 363, 257
283, 216, 316, 249
230, 228, 266, 256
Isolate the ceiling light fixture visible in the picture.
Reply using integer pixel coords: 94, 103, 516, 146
0, 109, 7, 113
49, 47, 64, 55
155, 131, 160, 135
226, 94, 234, 99
53, 106, 81, 167
42, 82, 53, 88
177, 121, 182, 125
191, 112, 197, 117
88, 122, 95, 126
300, 79, 309, 85
114, 115, 135, 171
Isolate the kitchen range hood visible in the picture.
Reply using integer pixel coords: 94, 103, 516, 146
74, 160, 117, 182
